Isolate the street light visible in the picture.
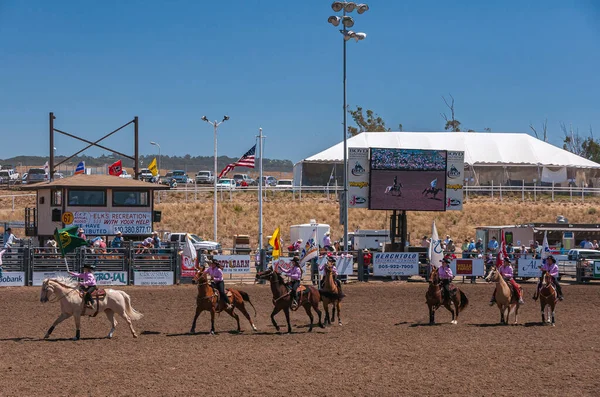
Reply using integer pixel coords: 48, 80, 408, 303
328, 1, 368, 253
201, 115, 230, 242
150, 141, 161, 176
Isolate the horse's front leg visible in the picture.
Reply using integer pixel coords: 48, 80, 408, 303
73, 313, 81, 341
336, 301, 342, 326
323, 301, 330, 326
303, 304, 314, 332
210, 308, 216, 335
44, 312, 72, 339
284, 307, 292, 334
190, 304, 202, 334
270, 306, 282, 333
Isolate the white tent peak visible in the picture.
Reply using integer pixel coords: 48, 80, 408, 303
301, 131, 600, 168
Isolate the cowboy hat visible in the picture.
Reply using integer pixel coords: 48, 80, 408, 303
503, 257, 511, 263
152, 231, 158, 235
291, 256, 300, 263
546, 255, 556, 263
327, 255, 337, 263
116, 231, 122, 235
83, 263, 96, 270
78, 228, 84, 233
325, 231, 330, 235
440, 257, 451, 264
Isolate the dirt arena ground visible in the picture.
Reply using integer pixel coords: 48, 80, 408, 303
1, 280, 599, 396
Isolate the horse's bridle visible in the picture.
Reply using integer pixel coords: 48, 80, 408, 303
43, 279, 78, 303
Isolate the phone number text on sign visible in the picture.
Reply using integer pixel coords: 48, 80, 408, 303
373, 252, 419, 276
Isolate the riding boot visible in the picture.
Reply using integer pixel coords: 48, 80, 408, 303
489, 295, 496, 306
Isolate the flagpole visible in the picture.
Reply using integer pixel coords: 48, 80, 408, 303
257, 128, 265, 269
64, 256, 69, 273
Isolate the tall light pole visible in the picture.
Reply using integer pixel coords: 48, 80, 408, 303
328, 1, 368, 252
201, 115, 230, 242
150, 141, 161, 175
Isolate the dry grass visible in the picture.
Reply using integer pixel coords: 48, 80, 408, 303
2, 189, 599, 249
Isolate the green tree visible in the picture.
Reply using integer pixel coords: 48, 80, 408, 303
562, 123, 600, 163
347, 106, 402, 137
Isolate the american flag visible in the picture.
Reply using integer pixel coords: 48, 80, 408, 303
218, 144, 256, 178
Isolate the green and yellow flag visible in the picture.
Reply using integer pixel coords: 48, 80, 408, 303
148, 157, 158, 177
54, 226, 90, 257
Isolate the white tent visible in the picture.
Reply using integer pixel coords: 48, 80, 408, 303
294, 132, 600, 186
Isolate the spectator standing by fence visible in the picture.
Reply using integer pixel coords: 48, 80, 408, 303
3, 228, 19, 252
111, 231, 123, 249
363, 249, 372, 281
487, 236, 498, 254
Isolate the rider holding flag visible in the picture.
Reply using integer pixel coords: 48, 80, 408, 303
438, 256, 454, 299
489, 257, 525, 305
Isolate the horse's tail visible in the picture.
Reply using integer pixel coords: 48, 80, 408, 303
119, 290, 143, 321
238, 290, 257, 317
319, 289, 345, 300
458, 290, 469, 312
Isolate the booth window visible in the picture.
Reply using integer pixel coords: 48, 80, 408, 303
51, 189, 62, 206
113, 191, 149, 207
68, 190, 106, 206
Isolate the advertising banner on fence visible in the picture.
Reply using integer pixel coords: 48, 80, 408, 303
594, 261, 600, 278
71, 211, 152, 235
446, 151, 464, 211
213, 255, 251, 274
348, 147, 369, 208
273, 257, 309, 274
450, 259, 484, 277
134, 271, 173, 286
94, 271, 128, 286
517, 258, 542, 278
373, 252, 419, 276
33, 271, 71, 286
317, 255, 354, 276
0, 272, 26, 287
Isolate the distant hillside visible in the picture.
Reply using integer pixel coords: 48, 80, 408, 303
0, 154, 293, 173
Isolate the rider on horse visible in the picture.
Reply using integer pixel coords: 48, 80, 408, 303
69, 263, 97, 309
438, 257, 454, 300
533, 255, 564, 301
319, 255, 343, 293
489, 257, 525, 305
204, 259, 233, 310
281, 256, 302, 309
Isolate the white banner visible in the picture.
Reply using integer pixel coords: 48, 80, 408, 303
373, 252, 419, 276
134, 271, 173, 286
317, 255, 354, 276
272, 257, 309, 274
517, 258, 542, 278
445, 151, 464, 211
213, 255, 251, 274
94, 271, 128, 286
32, 271, 71, 286
541, 166, 567, 183
72, 211, 152, 235
348, 147, 369, 208
449, 259, 484, 277
0, 272, 26, 287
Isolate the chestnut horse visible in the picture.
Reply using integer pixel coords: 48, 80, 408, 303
425, 267, 469, 325
321, 261, 345, 326
539, 270, 558, 326
485, 266, 521, 325
190, 269, 258, 335
255, 268, 324, 333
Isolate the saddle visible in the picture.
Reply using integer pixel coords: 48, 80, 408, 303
78, 289, 106, 300
210, 286, 233, 304
285, 283, 307, 294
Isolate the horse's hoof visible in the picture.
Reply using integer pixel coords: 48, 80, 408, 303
132, 333, 138, 338
210, 331, 215, 335
190, 329, 195, 335
43, 334, 49, 340
252, 325, 258, 332
319, 323, 325, 328
338, 322, 343, 326
72, 337, 79, 341
552, 323, 555, 327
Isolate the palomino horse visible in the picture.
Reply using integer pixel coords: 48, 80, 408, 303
255, 268, 324, 333
539, 270, 558, 326
425, 267, 469, 325
485, 266, 521, 325
321, 261, 345, 326
190, 269, 258, 335
384, 184, 403, 196
40, 277, 142, 340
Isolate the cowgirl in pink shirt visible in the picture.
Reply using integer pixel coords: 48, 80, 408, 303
534, 255, 563, 301
319, 255, 343, 293
490, 257, 525, 305
281, 256, 303, 308
69, 263, 97, 308
438, 257, 454, 299
204, 259, 233, 310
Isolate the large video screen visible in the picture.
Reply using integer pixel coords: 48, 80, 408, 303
369, 148, 447, 211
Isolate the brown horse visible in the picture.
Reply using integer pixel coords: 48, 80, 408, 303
321, 262, 345, 326
539, 270, 558, 326
190, 269, 258, 335
255, 268, 324, 333
425, 267, 469, 325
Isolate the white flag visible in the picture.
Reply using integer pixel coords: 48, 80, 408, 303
428, 220, 444, 268
43, 161, 49, 175
541, 231, 550, 263
182, 234, 197, 270
299, 228, 319, 265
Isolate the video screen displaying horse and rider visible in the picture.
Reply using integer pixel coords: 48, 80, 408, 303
369, 148, 447, 211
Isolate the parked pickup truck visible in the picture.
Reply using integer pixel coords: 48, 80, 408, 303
165, 232, 221, 252
195, 170, 214, 184
0, 169, 20, 184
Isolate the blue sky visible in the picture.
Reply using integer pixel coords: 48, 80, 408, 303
1, 0, 599, 164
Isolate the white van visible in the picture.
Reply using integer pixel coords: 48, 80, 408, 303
352, 229, 389, 251
289, 220, 331, 250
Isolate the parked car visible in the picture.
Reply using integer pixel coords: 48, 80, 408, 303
216, 178, 236, 190
161, 171, 174, 185
119, 170, 132, 179
165, 232, 221, 252
0, 169, 20, 184
565, 249, 600, 280
275, 179, 294, 189
139, 168, 153, 181
233, 173, 255, 187
256, 176, 277, 186
171, 170, 189, 184
26, 168, 47, 184
195, 170, 214, 184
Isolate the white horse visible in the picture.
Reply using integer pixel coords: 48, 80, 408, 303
40, 277, 143, 340
384, 183, 403, 196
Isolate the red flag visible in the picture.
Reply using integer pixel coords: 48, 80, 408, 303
496, 231, 509, 266
109, 160, 123, 176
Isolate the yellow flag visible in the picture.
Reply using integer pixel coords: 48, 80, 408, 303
269, 227, 281, 259
148, 158, 158, 176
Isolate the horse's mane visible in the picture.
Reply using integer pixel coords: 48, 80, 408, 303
48, 276, 78, 288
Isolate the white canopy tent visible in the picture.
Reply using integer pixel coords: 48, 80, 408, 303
294, 132, 600, 186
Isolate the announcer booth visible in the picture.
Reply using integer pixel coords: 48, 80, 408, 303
22, 174, 169, 246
